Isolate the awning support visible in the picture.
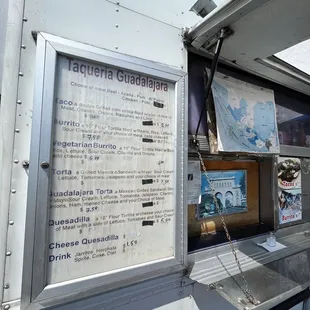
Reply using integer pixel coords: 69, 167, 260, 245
191, 27, 226, 149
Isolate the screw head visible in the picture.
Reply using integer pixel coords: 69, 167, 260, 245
15, 129, 20, 133
4, 304, 10, 310
115, 24, 119, 27
21, 44, 26, 49
17, 100, 22, 104
11, 189, 16, 194
18, 72, 23, 76
14, 159, 19, 164
23, 17, 28, 21
6, 251, 12, 256
41, 161, 50, 169
9, 221, 14, 225
115, 46, 118, 50
4, 283, 10, 289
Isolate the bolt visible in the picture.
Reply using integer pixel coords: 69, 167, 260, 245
6, 251, 12, 256
4, 283, 10, 289
11, 189, 16, 194
15, 129, 20, 133
9, 221, 14, 225
19, 72, 23, 76
21, 44, 26, 49
17, 100, 22, 104
14, 159, 19, 164
4, 304, 10, 310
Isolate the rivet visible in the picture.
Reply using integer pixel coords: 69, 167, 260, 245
22, 160, 29, 168
21, 44, 26, 49
116, 9, 119, 12
116, 1, 120, 4
9, 221, 14, 225
19, 72, 23, 76
115, 46, 118, 50
4, 304, 10, 310
6, 251, 12, 256
115, 24, 119, 28
15, 129, 20, 133
17, 100, 22, 104
11, 189, 16, 194
23, 17, 28, 22
4, 283, 10, 289
14, 159, 19, 164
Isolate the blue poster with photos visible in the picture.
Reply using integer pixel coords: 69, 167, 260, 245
198, 170, 247, 219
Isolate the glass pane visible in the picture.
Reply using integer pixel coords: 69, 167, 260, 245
276, 104, 310, 147
47, 55, 176, 284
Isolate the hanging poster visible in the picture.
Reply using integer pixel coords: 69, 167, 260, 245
48, 56, 176, 284
187, 161, 201, 205
207, 70, 280, 154
197, 170, 247, 219
278, 157, 302, 224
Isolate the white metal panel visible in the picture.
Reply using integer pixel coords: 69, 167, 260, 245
107, 0, 201, 28
0, 0, 9, 90
3, 0, 190, 303
217, 0, 310, 96
187, 0, 310, 96
0, 0, 25, 304
2, 29, 33, 304
23, 0, 186, 70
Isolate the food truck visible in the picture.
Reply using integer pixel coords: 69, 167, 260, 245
1, 0, 310, 309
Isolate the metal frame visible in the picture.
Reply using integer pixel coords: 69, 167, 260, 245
21, 32, 188, 310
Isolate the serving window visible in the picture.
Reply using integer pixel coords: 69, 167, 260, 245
187, 52, 310, 252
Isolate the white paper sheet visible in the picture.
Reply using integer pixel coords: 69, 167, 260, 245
187, 161, 201, 205
257, 241, 287, 252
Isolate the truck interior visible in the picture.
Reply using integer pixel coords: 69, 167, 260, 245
185, 0, 310, 308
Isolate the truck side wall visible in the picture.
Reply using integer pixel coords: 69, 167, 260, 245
0, 0, 205, 307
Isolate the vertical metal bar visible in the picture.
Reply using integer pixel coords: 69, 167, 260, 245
194, 28, 226, 140
31, 41, 57, 300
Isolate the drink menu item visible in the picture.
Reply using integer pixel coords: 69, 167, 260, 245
47, 56, 176, 284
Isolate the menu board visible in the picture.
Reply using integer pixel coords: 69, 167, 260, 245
47, 56, 176, 284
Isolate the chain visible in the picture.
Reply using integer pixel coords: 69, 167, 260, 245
197, 150, 257, 305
